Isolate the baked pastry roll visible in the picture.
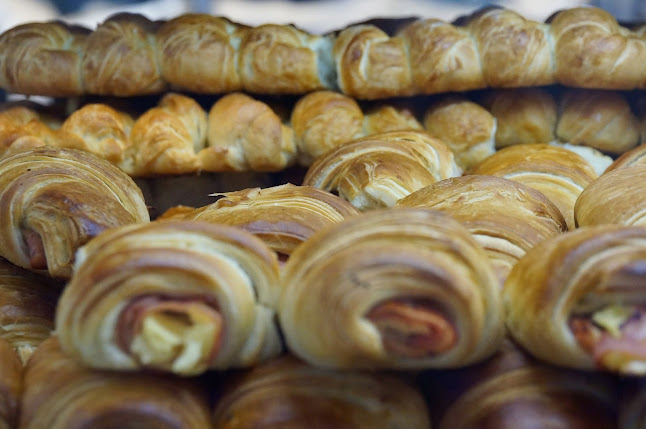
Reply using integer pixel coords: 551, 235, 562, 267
0, 21, 89, 96
479, 88, 557, 148
423, 96, 496, 171
280, 208, 504, 369
362, 102, 422, 135
212, 355, 431, 429
82, 13, 166, 96
20, 336, 212, 429
0, 258, 59, 363
397, 175, 567, 285
606, 143, 646, 172
504, 224, 646, 374
200, 92, 296, 172
303, 130, 461, 210
555, 89, 639, 155
0, 338, 22, 429
177, 184, 359, 262
0, 146, 149, 278
470, 143, 597, 230
548, 141, 613, 177
575, 164, 646, 227
56, 220, 282, 376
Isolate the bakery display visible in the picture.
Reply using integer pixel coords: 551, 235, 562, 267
504, 224, 646, 375
20, 336, 213, 429
397, 175, 567, 285
280, 207, 504, 370
55, 220, 282, 376
212, 355, 431, 428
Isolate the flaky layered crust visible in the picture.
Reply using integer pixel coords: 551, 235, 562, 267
280, 208, 504, 369
398, 175, 567, 285
212, 355, 431, 429
0, 146, 149, 278
303, 130, 461, 210
0, 339, 21, 429
504, 225, 646, 374
20, 336, 212, 429
55, 220, 282, 376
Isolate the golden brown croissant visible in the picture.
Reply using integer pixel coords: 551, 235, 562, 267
303, 130, 460, 210
0, 338, 22, 429
177, 184, 359, 261
606, 143, 646, 172
470, 143, 597, 230
0, 146, 150, 278
20, 336, 213, 429
0, 258, 59, 364
212, 355, 431, 429
504, 224, 646, 375
422, 96, 496, 171
279, 207, 504, 370
575, 164, 646, 227
397, 175, 567, 285
56, 220, 282, 376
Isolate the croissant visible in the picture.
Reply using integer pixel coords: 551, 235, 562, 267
176, 184, 359, 262
279, 207, 504, 370
575, 164, 646, 227
20, 336, 213, 429
0, 258, 59, 364
470, 143, 597, 230
0, 146, 149, 278
397, 175, 567, 285
504, 224, 646, 375
212, 355, 431, 429
0, 338, 22, 429
422, 96, 496, 171
606, 143, 646, 172
303, 130, 461, 210
55, 220, 282, 376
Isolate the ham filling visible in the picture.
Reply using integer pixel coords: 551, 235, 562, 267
117, 295, 223, 375
366, 299, 457, 358
570, 306, 646, 374
22, 228, 46, 270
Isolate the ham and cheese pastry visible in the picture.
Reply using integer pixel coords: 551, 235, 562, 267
0, 338, 22, 429
303, 130, 461, 210
397, 175, 567, 285
20, 336, 212, 429
0, 146, 149, 278
470, 143, 598, 230
504, 224, 646, 375
575, 164, 646, 227
212, 355, 431, 429
0, 258, 59, 364
279, 208, 504, 370
55, 220, 282, 376
174, 184, 359, 262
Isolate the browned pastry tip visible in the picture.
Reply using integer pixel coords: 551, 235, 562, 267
480, 87, 557, 148
82, 13, 166, 96
556, 89, 640, 154
423, 96, 496, 171
551, 7, 646, 89
0, 21, 89, 96
363, 103, 423, 135
333, 24, 413, 99
201, 92, 296, 172
156, 14, 246, 93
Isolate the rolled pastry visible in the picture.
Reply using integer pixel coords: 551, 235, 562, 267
20, 336, 212, 429
0, 338, 22, 429
0, 146, 150, 278
0, 258, 59, 363
575, 164, 646, 227
504, 224, 646, 375
212, 355, 431, 429
470, 143, 597, 230
606, 143, 646, 172
55, 220, 282, 376
178, 184, 359, 261
280, 207, 504, 369
397, 175, 567, 285
303, 130, 461, 210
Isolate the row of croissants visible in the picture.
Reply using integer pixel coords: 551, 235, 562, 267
3, 6, 646, 98
0, 140, 644, 427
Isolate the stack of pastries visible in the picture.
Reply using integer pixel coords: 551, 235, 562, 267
1, 3, 646, 428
